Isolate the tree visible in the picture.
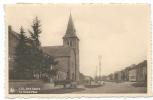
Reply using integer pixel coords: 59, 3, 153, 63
28, 17, 43, 79
13, 17, 59, 80
14, 26, 29, 79
29, 16, 41, 48
41, 55, 58, 82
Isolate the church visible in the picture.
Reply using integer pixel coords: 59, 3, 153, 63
8, 13, 80, 81
42, 13, 80, 81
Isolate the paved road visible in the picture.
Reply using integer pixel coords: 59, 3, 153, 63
9, 81, 147, 94
71, 82, 147, 94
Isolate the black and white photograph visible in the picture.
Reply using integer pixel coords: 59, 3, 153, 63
6, 4, 151, 97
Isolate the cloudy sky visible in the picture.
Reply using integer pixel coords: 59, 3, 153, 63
6, 4, 150, 77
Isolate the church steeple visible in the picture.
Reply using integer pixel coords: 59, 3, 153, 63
63, 12, 80, 81
65, 12, 76, 37
63, 13, 79, 48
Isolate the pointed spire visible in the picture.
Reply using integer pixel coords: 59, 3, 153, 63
65, 12, 76, 36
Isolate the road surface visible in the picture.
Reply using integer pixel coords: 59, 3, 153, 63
71, 81, 147, 94
9, 81, 147, 94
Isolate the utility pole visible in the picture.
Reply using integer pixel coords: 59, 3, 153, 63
98, 55, 102, 81
95, 65, 98, 81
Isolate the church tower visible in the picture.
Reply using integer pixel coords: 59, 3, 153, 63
63, 13, 80, 81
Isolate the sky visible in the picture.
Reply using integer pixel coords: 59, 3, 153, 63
6, 4, 150, 77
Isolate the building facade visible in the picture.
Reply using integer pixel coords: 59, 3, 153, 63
105, 60, 147, 82
42, 14, 80, 82
128, 68, 137, 81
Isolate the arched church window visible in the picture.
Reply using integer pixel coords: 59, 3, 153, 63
67, 40, 72, 46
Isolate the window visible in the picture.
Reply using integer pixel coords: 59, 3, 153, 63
67, 40, 72, 46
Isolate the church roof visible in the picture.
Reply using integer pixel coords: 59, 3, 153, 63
42, 46, 72, 57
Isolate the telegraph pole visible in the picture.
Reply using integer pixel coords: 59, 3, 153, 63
98, 55, 102, 81
95, 65, 98, 81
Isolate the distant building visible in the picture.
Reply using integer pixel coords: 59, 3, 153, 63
124, 67, 130, 81
101, 75, 107, 81
136, 60, 147, 82
128, 61, 147, 82
83, 75, 93, 84
104, 61, 147, 82
108, 74, 114, 81
128, 67, 137, 81
106, 61, 147, 82
114, 71, 122, 81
